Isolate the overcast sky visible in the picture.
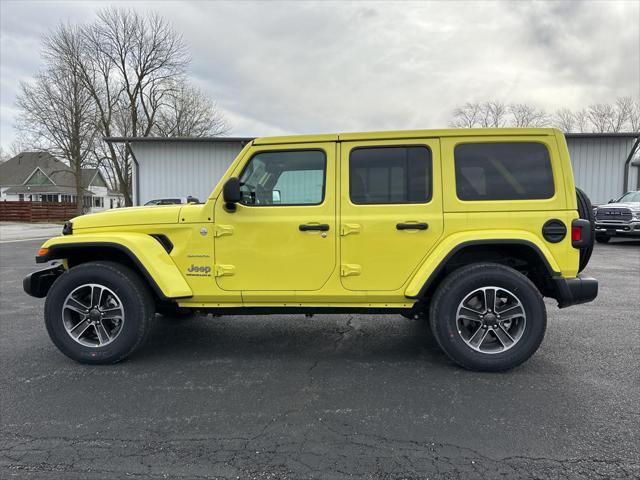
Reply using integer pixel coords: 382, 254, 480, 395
1, 0, 638, 150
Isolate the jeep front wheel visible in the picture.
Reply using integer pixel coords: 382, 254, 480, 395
44, 262, 154, 364
429, 263, 546, 371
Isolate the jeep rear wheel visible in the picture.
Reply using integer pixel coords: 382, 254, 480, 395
44, 262, 154, 364
429, 263, 546, 371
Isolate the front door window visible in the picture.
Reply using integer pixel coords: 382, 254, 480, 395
238, 150, 326, 206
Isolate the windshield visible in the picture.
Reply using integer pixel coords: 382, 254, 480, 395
616, 191, 640, 203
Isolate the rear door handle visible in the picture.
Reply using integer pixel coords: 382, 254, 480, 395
299, 223, 330, 231
396, 222, 428, 231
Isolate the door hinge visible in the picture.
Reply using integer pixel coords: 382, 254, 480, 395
214, 225, 234, 237
340, 264, 362, 277
340, 223, 361, 236
214, 264, 235, 277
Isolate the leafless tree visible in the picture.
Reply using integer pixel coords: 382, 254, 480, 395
0, 135, 47, 162
552, 108, 575, 132
482, 101, 508, 128
0, 146, 10, 163
509, 103, 549, 128
450, 97, 638, 133
610, 96, 633, 132
15, 27, 97, 213
587, 103, 616, 133
629, 98, 640, 132
449, 101, 507, 128
155, 82, 229, 137
69, 8, 190, 205
573, 109, 590, 133
449, 102, 482, 128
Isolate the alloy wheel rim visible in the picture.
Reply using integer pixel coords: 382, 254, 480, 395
455, 286, 526, 354
61, 284, 125, 348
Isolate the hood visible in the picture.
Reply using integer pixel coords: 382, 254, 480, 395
599, 202, 640, 210
71, 205, 183, 230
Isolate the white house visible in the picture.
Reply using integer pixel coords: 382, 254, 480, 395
0, 151, 123, 213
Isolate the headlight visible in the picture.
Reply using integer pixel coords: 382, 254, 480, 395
632, 211, 640, 221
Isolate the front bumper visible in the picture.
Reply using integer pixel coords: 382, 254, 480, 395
23, 264, 65, 298
595, 221, 640, 236
552, 275, 598, 309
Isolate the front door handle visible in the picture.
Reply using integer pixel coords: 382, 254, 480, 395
396, 222, 428, 231
299, 223, 330, 232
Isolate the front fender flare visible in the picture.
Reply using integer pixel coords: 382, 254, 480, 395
37, 233, 193, 299
405, 231, 561, 299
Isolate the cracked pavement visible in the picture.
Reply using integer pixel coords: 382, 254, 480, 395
1, 238, 639, 479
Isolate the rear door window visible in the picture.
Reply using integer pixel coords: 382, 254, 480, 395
454, 142, 554, 201
349, 146, 432, 204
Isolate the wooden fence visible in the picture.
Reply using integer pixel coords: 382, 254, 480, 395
0, 201, 79, 222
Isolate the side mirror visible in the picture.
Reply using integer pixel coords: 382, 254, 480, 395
608, 199, 614, 203
223, 177, 242, 211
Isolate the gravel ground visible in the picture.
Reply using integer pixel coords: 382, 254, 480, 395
1, 238, 639, 479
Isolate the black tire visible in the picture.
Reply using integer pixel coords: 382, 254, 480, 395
595, 233, 611, 243
575, 187, 595, 272
429, 263, 546, 372
44, 262, 154, 364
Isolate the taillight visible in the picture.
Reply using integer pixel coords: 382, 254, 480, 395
571, 219, 591, 248
571, 226, 582, 242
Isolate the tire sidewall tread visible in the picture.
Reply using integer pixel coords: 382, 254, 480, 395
429, 263, 547, 372
44, 261, 154, 364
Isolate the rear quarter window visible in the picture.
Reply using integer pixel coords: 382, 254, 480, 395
454, 142, 554, 201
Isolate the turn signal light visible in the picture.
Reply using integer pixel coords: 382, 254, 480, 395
37, 247, 49, 257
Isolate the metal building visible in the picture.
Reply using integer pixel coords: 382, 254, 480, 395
565, 133, 639, 204
106, 132, 639, 207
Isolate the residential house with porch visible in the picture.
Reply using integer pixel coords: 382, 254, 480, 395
0, 151, 123, 212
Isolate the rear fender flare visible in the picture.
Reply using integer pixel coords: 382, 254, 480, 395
405, 231, 561, 299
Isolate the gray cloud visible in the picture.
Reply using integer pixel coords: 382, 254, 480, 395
1, 0, 638, 149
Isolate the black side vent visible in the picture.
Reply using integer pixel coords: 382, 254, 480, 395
542, 219, 567, 243
150, 234, 174, 253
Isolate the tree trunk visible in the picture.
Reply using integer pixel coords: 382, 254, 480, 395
75, 168, 84, 215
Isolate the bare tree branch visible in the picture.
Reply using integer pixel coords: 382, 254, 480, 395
552, 108, 575, 132
15, 23, 97, 213
509, 103, 549, 128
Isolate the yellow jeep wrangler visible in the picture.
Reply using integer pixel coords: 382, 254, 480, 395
24, 128, 598, 371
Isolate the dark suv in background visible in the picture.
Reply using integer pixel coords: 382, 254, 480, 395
594, 191, 640, 243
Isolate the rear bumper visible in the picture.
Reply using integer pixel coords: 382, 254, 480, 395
23, 264, 65, 298
552, 275, 598, 308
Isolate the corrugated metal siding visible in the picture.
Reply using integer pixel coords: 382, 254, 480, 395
630, 163, 639, 190
566, 137, 635, 205
132, 141, 245, 205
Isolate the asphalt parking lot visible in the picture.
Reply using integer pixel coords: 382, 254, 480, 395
1, 238, 639, 479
